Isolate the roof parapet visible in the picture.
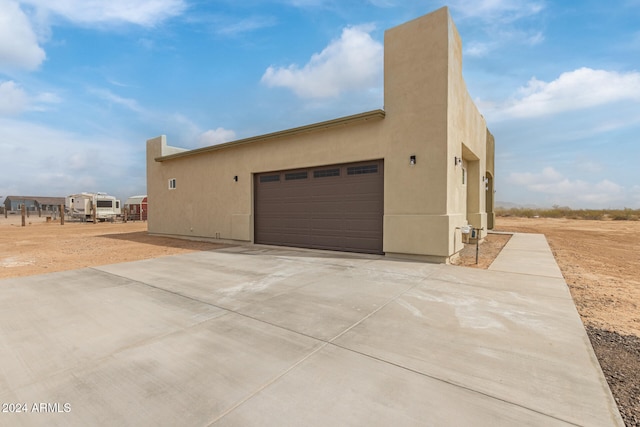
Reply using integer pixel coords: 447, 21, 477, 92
155, 109, 385, 162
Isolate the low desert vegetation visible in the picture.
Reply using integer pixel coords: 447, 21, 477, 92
496, 205, 640, 221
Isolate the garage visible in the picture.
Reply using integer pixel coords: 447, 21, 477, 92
254, 160, 384, 254
148, 8, 495, 263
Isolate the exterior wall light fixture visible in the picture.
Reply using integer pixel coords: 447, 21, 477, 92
410, 155, 416, 165
233, 176, 238, 182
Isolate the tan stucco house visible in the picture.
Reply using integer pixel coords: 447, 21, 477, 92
146, 7, 495, 263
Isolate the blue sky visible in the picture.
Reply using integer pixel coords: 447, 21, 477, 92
1, 0, 639, 208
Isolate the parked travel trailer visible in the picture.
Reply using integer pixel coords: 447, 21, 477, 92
66, 193, 121, 221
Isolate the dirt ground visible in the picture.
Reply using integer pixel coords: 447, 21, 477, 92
0, 216, 226, 279
1, 215, 638, 425
452, 233, 512, 270
495, 217, 640, 337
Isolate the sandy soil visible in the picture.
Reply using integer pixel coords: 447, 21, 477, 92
0, 216, 225, 279
452, 233, 512, 269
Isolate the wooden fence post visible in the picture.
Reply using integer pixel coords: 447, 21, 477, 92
60, 204, 64, 225
92, 201, 97, 224
21, 205, 26, 227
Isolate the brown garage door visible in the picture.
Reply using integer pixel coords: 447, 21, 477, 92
254, 160, 384, 254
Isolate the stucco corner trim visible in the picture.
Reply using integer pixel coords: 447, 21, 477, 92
155, 109, 386, 162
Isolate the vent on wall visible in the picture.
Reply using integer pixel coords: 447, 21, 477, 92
285, 172, 308, 180
347, 165, 378, 175
259, 175, 280, 183
314, 168, 340, 178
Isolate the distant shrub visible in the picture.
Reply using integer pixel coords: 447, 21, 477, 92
539, 206, 571, 218
580, 210, 605, 220
495, 207, 640, 221
611, 208, 640, 221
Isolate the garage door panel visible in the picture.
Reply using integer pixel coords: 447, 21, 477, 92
343, 239, 379, 252
309, 217, 342, 228
277, 204, 308, 214
260, 231, 308, 245
345, 218, 382, 231
311, 204, 342, 214
347, 190, 382, 199
343, 199, 381, 210
255, 160, 383, 254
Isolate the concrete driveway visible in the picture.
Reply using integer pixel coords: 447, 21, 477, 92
0, 235, 623, 426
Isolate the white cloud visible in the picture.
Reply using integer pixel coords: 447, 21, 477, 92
88, 88, 144, 113
449, 0, 545, 23
0, 0, 186, 72
575, 158, 604, 174
284, 0, 326, 6
0, 118, 144, 200
450, 0, 545, 57
465, 41, 494, 57
215, 16, 277, 37
162, 114, 237, 149
198, 128, 237, 147
0, 0, 46, 71
20, 0, 187, 27
487, 68, 640, 119
509, 167, 628, 207
108, 79, 136, 88
261, 25, 383, 99
0, 80, 60, 115
33, 91, 61, 104
0, 81, 29, 115
511, 166, 563, 187
367, 0, 396, 6
475, 28, 543, 56
527, 31, 544, 45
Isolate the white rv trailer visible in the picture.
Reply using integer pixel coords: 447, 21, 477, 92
66, 192, 121, 221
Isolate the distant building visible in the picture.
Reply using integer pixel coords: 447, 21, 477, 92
4, 196, 65, 213
124, 195, 148, 220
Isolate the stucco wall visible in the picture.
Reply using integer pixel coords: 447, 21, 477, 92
445, 10, 491, 242
146, 6, 493, 263
148, 117, 387, 244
